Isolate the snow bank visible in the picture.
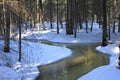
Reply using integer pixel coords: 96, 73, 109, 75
0, 40, 72, 80
0, 66, 21, 80
78, 44, 120, 80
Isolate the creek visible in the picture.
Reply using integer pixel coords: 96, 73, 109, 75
36, 43, 109, 80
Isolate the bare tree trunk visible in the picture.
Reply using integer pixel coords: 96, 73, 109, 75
0, 12, 5, 35
113, 20, 116, 33
66, 0, 69, 34
102, 0, 108, 46
90, 16, 94, 32
40, 0, 46, 30
118, 14, 120, 32
18, 2, 22, 62
4, 4, 10, 52
18, 14, 22, 62
57, 0, 59, 34
108, 7, 111, 40
49, 0, 53, 29
85, 0, 88, 33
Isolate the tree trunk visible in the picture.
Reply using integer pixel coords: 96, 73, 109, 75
18, 2, 22, 62
113, 20, 115, 33
66, 0, 69, 35
74, 0, 77, 38
4, 5, 10, 52
18, 14, 22, 62
57, 0, 59, 34
40, 0, 46, 30
108, 7, 111, 40
118, 14, 120, 32
102, 0, 108, 46
49, 0, 53, 29
90, 16, 94, 32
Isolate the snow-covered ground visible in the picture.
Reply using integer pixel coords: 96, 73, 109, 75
13, 22, 119, 44
0, 40, 72, 80
0, 22, 120, 80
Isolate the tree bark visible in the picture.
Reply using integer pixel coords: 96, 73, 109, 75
102, 0, 108, 46
4, 5, 10, 52
57, 0, 59, 34
118, 14, 120, 32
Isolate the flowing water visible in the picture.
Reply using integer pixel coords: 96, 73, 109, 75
36, 43, 109, 80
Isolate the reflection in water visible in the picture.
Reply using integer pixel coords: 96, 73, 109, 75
36, 44, 109, 80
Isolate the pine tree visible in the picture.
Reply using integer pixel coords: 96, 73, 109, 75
102, 0, 108, 46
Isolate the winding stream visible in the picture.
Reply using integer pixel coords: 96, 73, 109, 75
36, 43, 109, 80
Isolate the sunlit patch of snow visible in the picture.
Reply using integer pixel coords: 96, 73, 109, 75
0, 66, 21, 80
72, 38, 79, 43
113, 47, 119, 54
39, 30, 51, 34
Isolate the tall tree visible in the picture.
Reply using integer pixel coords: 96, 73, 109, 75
4, 4, 10, 52
118, 14, 120, 32
49, 0, 53, 29
56, 0, 59, 34
85, 0, 88, 33
18, 5, 22, 62
102, 0, 108, 46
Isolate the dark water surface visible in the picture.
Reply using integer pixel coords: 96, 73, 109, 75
36, 43, 109, 80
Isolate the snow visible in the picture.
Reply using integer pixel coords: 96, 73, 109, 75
0, 66, 21, 80
0, 40, 72, 80
14, 22, 119, 44
0, 22, 120, 80
78, 65, 120, 80
78, 44, 120, 80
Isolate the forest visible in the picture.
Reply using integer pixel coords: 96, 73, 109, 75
0, 0, 120, 80
0, 0, 120, 57
0, 0, 120, 41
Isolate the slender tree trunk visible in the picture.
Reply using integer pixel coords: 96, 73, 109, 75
38, 0, 41, 23
57, 0, 59, 34
0, 15, 5, 35
18, 14, 22, 62
102, 0, 108, 46
49, 0, 53, 29
30, 0, 32, 27
118, 14, 120, 32
66, 0, 69, 35
16, 2, 22, 62
60, 18, 63, 28
112, 0, 116, 33
113, 20, 116, 33
108, 8, 111, 40
78, 14, 82, 30
108, 25, 111, 40
68, 0, 73, 35
4, 5, 10, 52
85, 19, 88, 33
74, 0, 77, 38
85, 0, 88, 33
90, 15, 94, 32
